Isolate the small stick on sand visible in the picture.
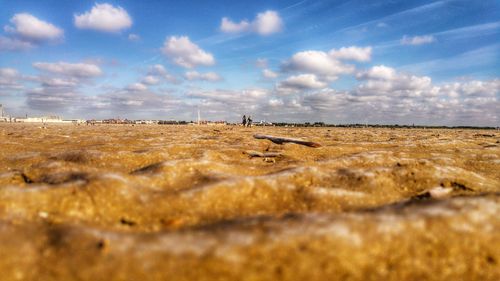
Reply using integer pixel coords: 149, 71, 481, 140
253, 134, 322, 148
244, 150, 282, 158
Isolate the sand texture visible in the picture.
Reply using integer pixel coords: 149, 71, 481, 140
0, 124, 499, 280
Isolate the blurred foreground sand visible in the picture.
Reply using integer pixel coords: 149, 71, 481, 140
0, 123, 499, 280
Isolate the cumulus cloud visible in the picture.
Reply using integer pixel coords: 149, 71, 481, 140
133, 65, 178, 88
282, 50, 355, 79
4, 13, 63, 42
280, 51, 385, 97
329, 46, 372, 62
0, 36, 34, 51
93, 89, 183, 116
126, 82, 148, 91
26, 87, 83, 112
262, 65, 498, 125
146, 64, 178, 84
0, 68, 23, 90
187, 88, 270, 114
268, 98, 284, 107
401, 35, 435, 45
278, 74, 327, 92
254, 11, 283, 35
40, 77, 79, 88
184, 71, 222, 82
90, 72, 494, 125
355, 65, 433, 96
439, 79, 500, 98
23, 60, 105, 113
262, 69, 278, 79
1, 13, 62, 52
299, 78, 499, 126
273, 66, 497, 125
220, 10, 283, 35
220, 17, 250, 33
74, 3, 132, 32
141, 75, 159, 85
23, 61, 183, 118
33, 62, 102, 78
356, 65, 396, 80
161, 36, 215, 68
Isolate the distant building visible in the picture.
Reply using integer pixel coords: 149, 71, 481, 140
134, 120, 158, 124
13, 115, 84, 124
256, 120, 273, 126
63, 119, 86, 124
0, 104, 10, 122
190, 120, 227, 126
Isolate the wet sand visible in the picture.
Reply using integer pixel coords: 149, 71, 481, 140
0, 123, 499, 280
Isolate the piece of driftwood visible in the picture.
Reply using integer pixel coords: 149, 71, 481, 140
244, 150, 282, 158
253, 134, 321, 148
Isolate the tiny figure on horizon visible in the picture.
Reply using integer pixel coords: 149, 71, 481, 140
247, 116, 253, 127
242, 115, 247, 127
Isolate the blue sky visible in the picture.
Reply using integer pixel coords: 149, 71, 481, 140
0, 0, 498, 125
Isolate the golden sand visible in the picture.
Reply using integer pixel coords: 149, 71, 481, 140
0, 123, 499, 280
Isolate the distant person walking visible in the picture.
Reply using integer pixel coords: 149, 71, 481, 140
247, 116, 253, 127
242, 115, 247, 127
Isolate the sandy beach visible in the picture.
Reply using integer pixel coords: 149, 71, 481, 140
0, 123, 498, 280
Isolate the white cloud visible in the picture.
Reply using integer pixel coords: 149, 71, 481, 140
282, 50, 354, 78
147, 64, 178, 83
74, 3, 132, 32
439, 79, 500, 98
220, 10, 283, 36
0, 68, 19, 80
329, 46, 372, 62
254, 10, 283, 35
0, 68, 23, 90
26, 88, 82, 112
127, 82, 148, 91
8, 61, 172, 118
23, 60, 104, 113
278, 75, 495, 125
187, 88, 269, 106
91, 89, 183, 117
262, 69, 278, 79
220, 17, 250, 33
1, 13, 63, 52
128, 33, 140, 41
356, 65, 432, 96
149, 64, 168, 76
268, 98, 284, 107
134, 65, 178, 87
40, 77, 78, 88
161, 36, 215, 68
33, 62, 102, 78
14, 59, 500, 125
185, 71, 222, 82
356, 65, 396, 80
4, 13, 63, 42
141, 75, 160, 85
278, 74, 328, 91
401, 35, 435, 45
0, 36, 34, 51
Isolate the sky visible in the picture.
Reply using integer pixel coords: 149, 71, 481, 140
0, 0, 498, 126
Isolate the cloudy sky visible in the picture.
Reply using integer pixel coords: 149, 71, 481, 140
0, 0, 498, 125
